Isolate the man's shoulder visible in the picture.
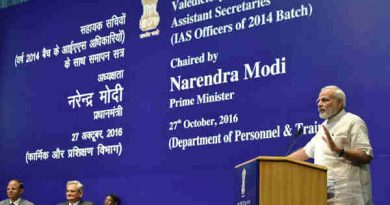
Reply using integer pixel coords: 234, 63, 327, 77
80, 201, 94, 205
345, 112, 362, 119
21, 199, 35, 205
344, 112, 366, 124
0, 199, 8, 205
57, 201, 94, 205
0, 199, 35, 205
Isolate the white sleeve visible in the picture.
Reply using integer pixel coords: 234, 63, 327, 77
350, 118, 373, 158
303, 133, 319, 159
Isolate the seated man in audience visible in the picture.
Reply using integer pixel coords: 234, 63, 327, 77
0, 179, 35, 205
57, 180, 94, 205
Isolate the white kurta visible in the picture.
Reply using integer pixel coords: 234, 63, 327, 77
304, 110, 373, 205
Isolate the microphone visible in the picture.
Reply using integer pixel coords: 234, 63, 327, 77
285, 127, 304, 156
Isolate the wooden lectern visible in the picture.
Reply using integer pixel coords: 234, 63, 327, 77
235, 156, 327, 205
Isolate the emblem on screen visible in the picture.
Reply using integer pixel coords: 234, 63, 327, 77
241, 168, 247, 198
139, 0, 160, 39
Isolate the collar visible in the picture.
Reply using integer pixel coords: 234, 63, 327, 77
69, 201, 80, 205
326, 109, 346, 124
10, 198, 21, 205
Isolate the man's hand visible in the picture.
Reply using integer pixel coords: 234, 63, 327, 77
321, 125, 342, 154
321, 125, 372, 164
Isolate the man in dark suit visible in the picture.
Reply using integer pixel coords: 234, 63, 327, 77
57, 180, 94, 205
0, 179, 35, 205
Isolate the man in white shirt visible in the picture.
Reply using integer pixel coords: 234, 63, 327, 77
288, 85, 373, 205
0, 179, 35, 205
57, 180, 94, 205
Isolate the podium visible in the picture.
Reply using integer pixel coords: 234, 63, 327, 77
235, 156, 327, 205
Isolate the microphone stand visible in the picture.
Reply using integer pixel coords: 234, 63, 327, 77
285, 127, 303, 156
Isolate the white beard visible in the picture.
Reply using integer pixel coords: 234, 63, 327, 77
319, 106, 339, 119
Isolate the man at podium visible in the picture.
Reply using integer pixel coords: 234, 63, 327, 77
288, 85, 373, 205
